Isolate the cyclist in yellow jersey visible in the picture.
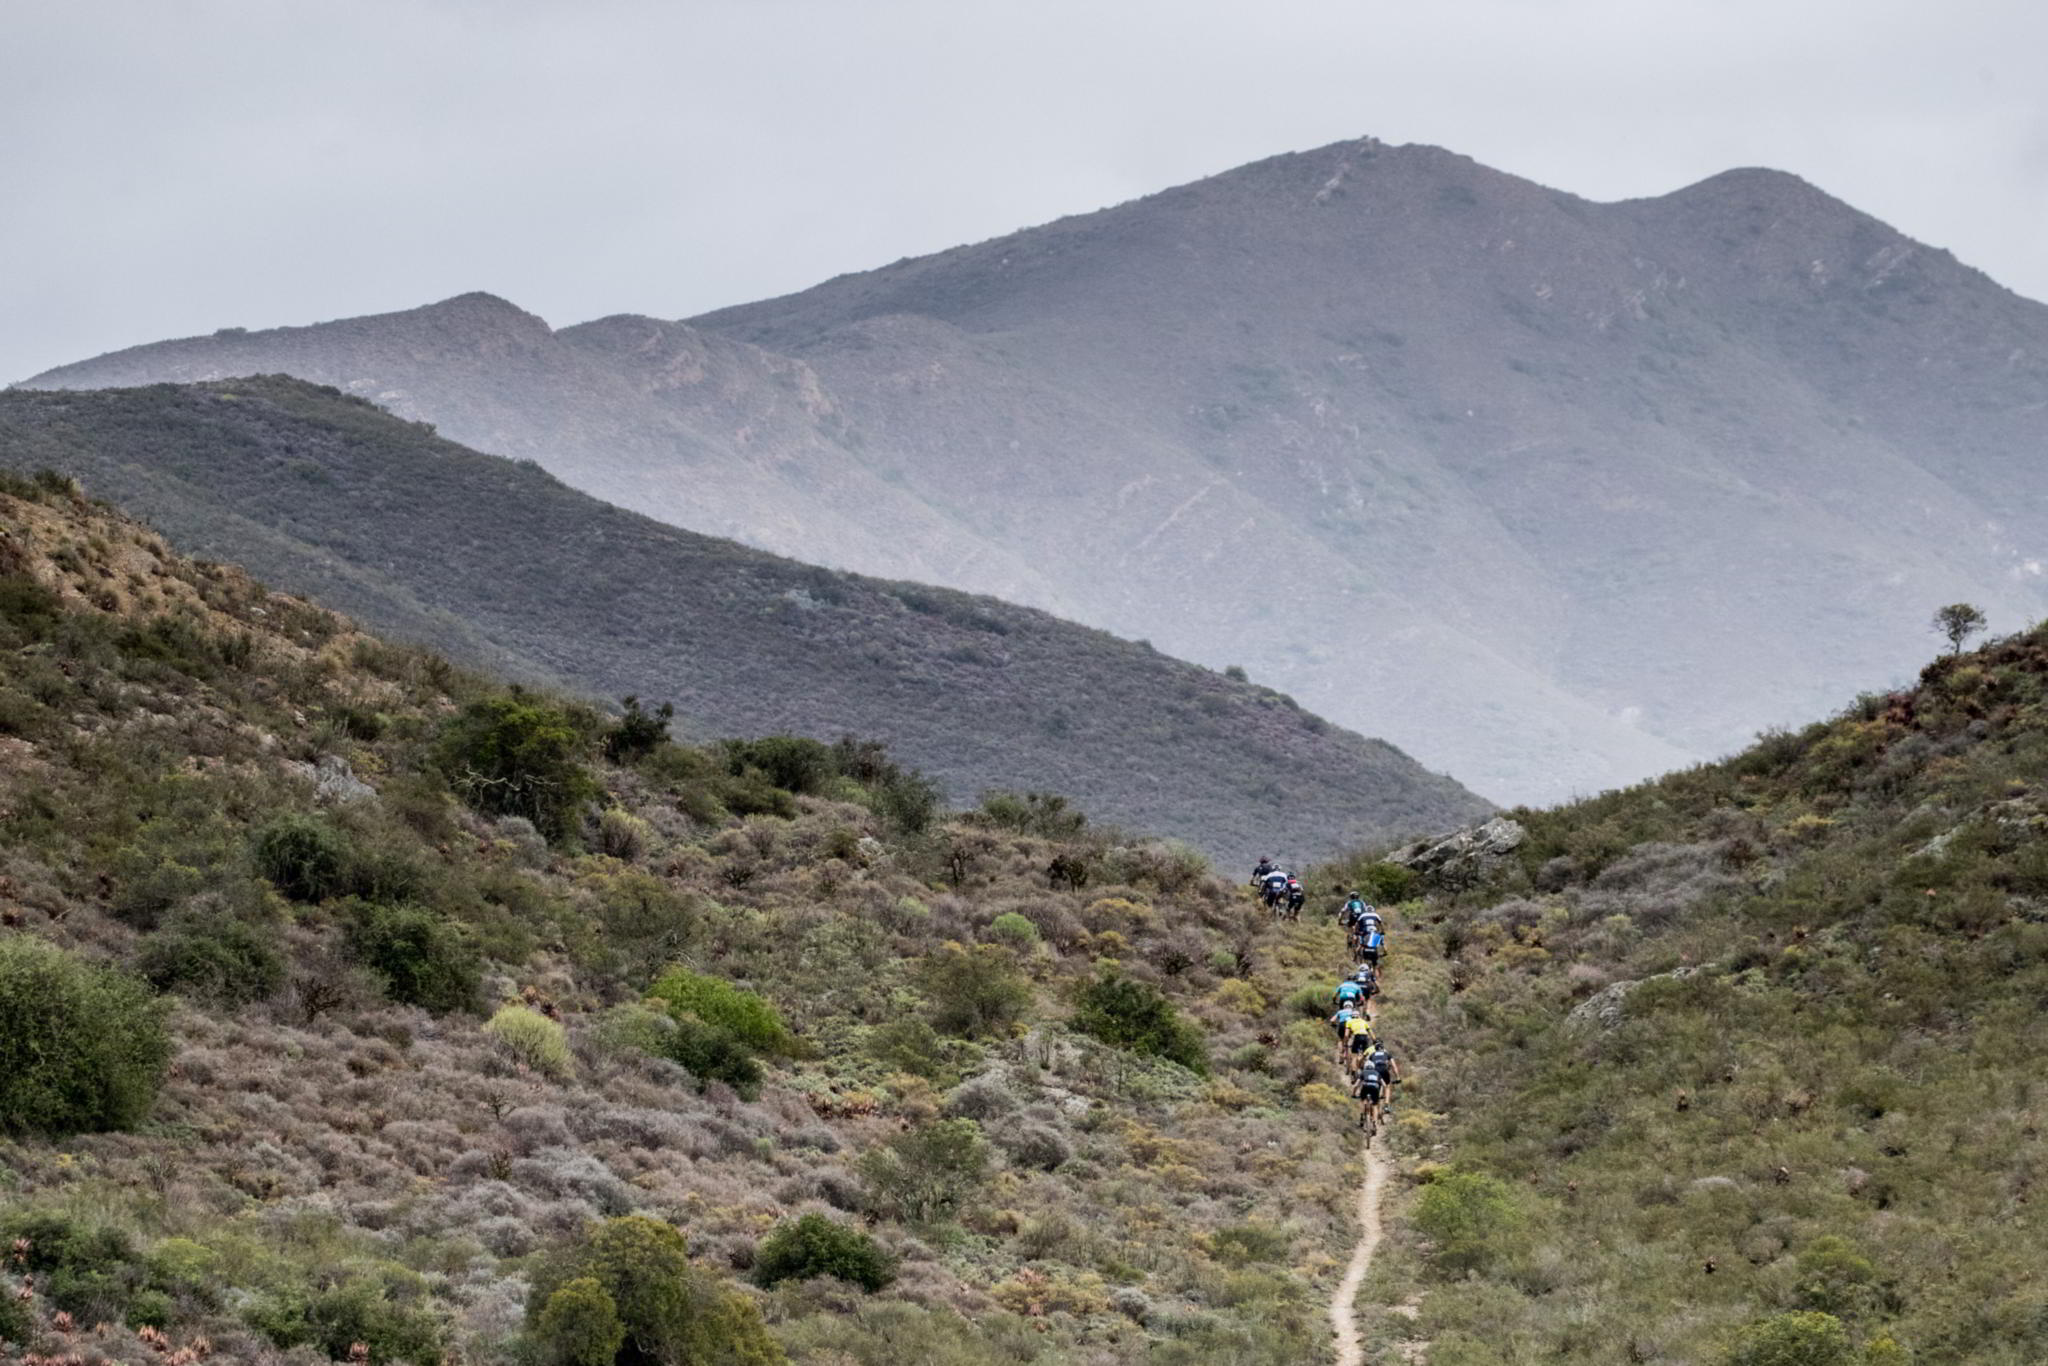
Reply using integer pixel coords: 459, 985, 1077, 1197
1342, 1013, 1375, 1079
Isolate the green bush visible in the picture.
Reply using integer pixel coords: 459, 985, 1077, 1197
1349, 861, 1417, 905
871, 769, 943, 836
648, 967, 793, 1055
864, 1017, 964, 1083
485, 1005, 573, 1079
754, 1214, 896, 1291
1725, 1311, 1854, 1366
1411, 1170, 1526, 1275
253, 813, 353, 901
973, 791, 1086, 839
247, 1266, 444, 1365
435, 694, 598, 840
857, 1118, 991, 1224
986, 912, 1041, 948
344, 901, 481, 1013
1209, 1222, 1290, 1268
138, 914, 285, 1007
1792, 1236, 1884, 1318
525, 1216, 784, 1366
0, 1211, 140, 1324
533, 1276, 625, 1366
0, 1286, 29, 1349
1071, 969, 1207, 1073
723, 735, 834, 795
0, 939, 171, 1137
602, 696, 674, 764
918, 943, 1032, 1039
0, 573, 66, 646
661, 1014, 765, 1100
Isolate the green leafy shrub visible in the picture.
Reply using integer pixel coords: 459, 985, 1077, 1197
435, 694, 598, 840
1411, 1170, 1526, 1275
864, 1017, 963, 1082
1725, 1311, 1854, 1366
1791, 1236, 1884, 1317
857, 1118, 991, 1224
1071, 969, 1207, 1073
253, 813, 353, 901
0, 939, 171, 1137
602, 696, 674, 764
0, 573, 66, 646
723, 735, 834, 795
138, 914, 285, 1007
525, 1216, 784, 1366
648, 967, 793, 1055
918, 943, 1032, 1039
485, 1004, 573, 1079
973, 791, 1086, 839
0, 1286, 29, 1349
754, 1214, 896, 1291
871, 768, 943, 836
986, 912, 1041, 947
246, 1265, 444, 1365
661, 1014, 765, 1100
599, 998, 765, 1098
0, 1211, 140, 1324
1349, 861, 1417, 905
1283, 984, 1330, 1019
344, 901, 481, 1013
1209, 1222, 1290, 1268
533, 1276, 625, 1366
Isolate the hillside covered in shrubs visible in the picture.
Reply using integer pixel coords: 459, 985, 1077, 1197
1337, 625, 2048, 1363
0, 378, 1488, 861
0, 473, 1374, 1364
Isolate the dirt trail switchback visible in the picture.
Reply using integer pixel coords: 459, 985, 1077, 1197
1330, 1143, 1389, 1366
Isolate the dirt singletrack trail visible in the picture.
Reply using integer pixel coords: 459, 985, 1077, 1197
1330, 1142, 1390, 1366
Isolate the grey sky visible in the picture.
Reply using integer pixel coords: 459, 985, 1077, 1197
7, 0, 2047, 383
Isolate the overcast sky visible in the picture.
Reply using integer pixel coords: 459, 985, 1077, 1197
7, 0, 2046, 383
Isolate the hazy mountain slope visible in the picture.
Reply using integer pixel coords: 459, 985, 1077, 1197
695, 141, 2048, 772
1329, 625, 2048, 1361
30, 138, 2048, 804
0, 378, 1487, 860
20, 294, 1065, 611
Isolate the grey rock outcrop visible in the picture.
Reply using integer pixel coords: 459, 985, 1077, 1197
1388, 816, 1527, 884
1566, 966, 1698, 1031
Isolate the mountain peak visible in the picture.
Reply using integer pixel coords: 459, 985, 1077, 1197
1650, 164, 1846, 212
402, 291, 553, 340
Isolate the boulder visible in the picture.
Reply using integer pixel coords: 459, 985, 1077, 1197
1387, 816, 1526, 884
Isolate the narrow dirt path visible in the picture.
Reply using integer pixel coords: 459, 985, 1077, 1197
1330, 1142, 1389, 1366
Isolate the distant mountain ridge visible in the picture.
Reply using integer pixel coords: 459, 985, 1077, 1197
0, 377, 1488, 860
28, 137, 2048, 802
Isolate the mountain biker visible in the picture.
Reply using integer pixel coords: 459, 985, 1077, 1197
1350, 965, 1379, 1008
1333, 976, 1367, 1010
1353, 1062, 1385, 1134
1250, 857, 1276, 885
1285, 876, 1306, 918
1369, 1042, 1402, 1112
1340, 892, 1370, 925
1359, 926, 1386, 970
1260, 868, 1290, 909
1328, 1004, 1361, 1064
1343, 1012, 1376, 1079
